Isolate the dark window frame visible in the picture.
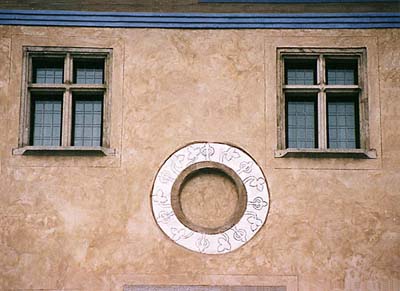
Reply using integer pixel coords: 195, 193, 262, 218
284, 58, 318, 85
276, 48, 373, 158
17, 46, 113, 154
73, 57, 105, 84
32, 57, 64, 84
325, 58, 358, 86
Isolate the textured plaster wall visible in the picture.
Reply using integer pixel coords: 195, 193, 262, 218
0, 26, 399, 291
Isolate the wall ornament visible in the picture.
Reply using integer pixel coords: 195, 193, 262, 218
151, 142, 270, 254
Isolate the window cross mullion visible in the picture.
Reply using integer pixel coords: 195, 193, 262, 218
318, 91, 327, 149
61, 89, 72, 146
61, 53, 73, 146
318, 55, 327, 149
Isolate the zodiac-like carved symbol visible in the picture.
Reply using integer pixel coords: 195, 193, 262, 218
237, 161, 253, 175
156, 211, 175, 224
220, 147, 241, 163
196, 234, 210, 253
187, 146, 201, 164
231, 227, 247, 242
245, 211, 263, 232
171, 228, 194, 242
158, 171, 175, 184
152, 189, 170, 208
243, 176, 266, 192
170, 154, 185, 175
249, 196, 268, 210
200, 144, 215, 160
217, 233, 231, 253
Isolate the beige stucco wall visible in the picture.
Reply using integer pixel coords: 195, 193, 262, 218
0, 26, 399, 291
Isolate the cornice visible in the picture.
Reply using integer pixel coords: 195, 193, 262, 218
0, 9, 399, 29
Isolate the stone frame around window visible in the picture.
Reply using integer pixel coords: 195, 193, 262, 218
275, 47, 376, 159
13, 46, 115, 156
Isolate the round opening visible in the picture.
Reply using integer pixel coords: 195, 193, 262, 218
171, 161, 247, 234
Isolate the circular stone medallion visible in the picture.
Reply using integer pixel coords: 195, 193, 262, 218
151, 142, 270, 254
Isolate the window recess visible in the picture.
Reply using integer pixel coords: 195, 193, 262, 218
276, 48, 376, 159
14, 47, 114, 156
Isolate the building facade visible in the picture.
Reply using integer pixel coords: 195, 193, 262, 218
0, 1, 399, 290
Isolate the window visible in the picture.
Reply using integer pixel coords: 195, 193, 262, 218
276, 48, 375, 158
16, 47, 113, 155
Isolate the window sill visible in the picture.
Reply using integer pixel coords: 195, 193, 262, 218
12, 146, 116, 156
274, 148, 377, 159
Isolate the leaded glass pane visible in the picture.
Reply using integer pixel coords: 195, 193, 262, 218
326, 59, 358, 85
285, 59, 317, 85
73, 59, 104, 84
32, 99, 62, 146
73, 98, 103, 146
327, 69, 355, 85
287, 68, 314, 85
328, 100, 357, 149
33, 58, 64, 84
287, 98, 316, 148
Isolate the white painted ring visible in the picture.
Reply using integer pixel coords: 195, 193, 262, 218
151, 142, 270, 254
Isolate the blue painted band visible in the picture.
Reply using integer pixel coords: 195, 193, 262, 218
1, 9, 399, 18
0, 9, 399, 29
